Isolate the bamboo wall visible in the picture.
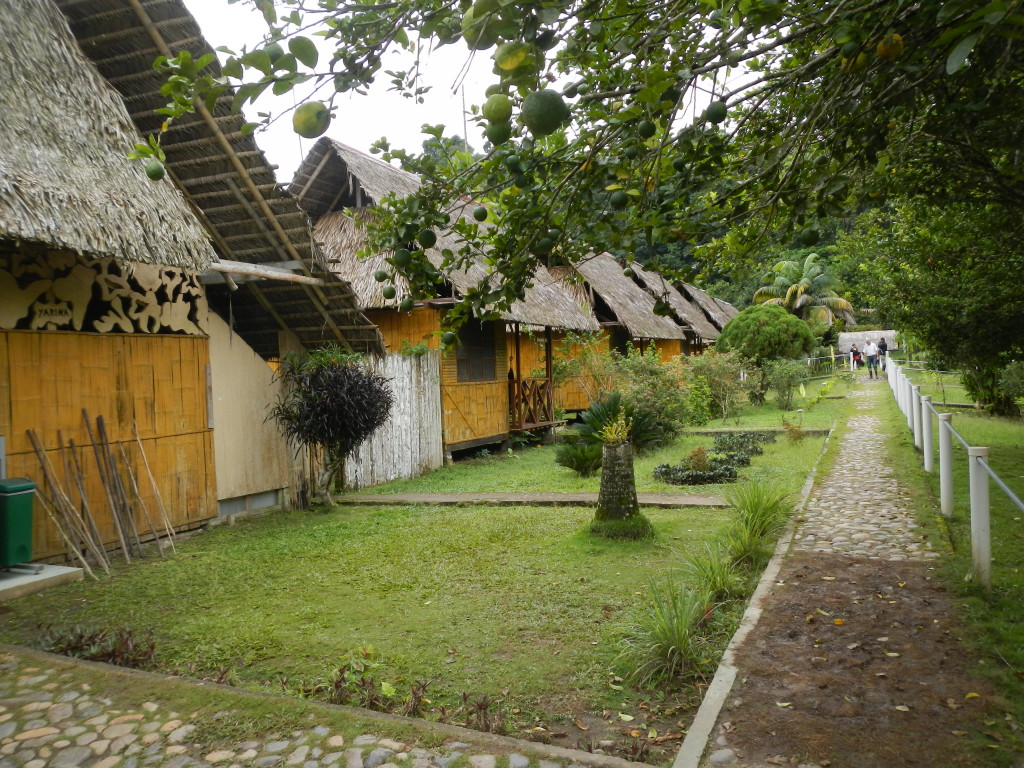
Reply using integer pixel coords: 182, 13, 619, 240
369, 307, 510, 451
507, 330, 609, 413
343, 351, 444, 488
0, 329, 216, 560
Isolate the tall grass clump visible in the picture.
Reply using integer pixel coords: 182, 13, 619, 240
726, 481, 793, 540
684, 543, 746, 601
616, 576, 713, 687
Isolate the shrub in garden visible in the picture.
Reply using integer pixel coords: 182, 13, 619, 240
616, 577, 713, 686
36, 625, 156, 669
765, 359, 810, 411
653, 446, 739, 485
270, 345, 393, 501
726, 481, 792, 540
677, 350, 749, 422
713, 431, 776, 463
554, 440, 602, 476
573, 392, 665, 455
684, 544, 746, 601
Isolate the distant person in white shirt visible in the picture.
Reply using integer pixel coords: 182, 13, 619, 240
864, 339, 880, 379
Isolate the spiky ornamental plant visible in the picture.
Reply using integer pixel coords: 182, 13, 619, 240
270, 346, 394, 503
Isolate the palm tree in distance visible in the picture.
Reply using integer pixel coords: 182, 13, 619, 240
753, 252, 856, 326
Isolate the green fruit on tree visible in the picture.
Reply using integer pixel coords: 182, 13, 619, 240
392, 248, 412, 268
494, 42, 535, 72
609, 190, 629, 209
533, 237, 555, 254
482, 93, 514, 124
623, 267, 634, 278
381, 285, 397, 300
485, 122, 512, 145
399, 297, 415, 312
374, 269, 389, 282
623, 146, 640, 160
473, 206, 489, 221
144, 160, 165, 181
547, 228, 562, 240
265, 42, 284, 63
441, 331, 458, 345
418, 229, 438, 249
672, 157, 688, 173
798, 227, 821, 246
505, 154, 524, 172
292, 101, 331, 138
520, 89, 570, 136
705, 100, 727, 124
637, 119, 657, 139
461, 1, 499, 50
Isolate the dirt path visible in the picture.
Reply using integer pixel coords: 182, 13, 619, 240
699, 382, 1005, 768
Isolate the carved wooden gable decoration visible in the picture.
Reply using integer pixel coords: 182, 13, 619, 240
0, 243, 208, 336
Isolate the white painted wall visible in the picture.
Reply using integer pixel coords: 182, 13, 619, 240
343, 351, 444, 489
208, 313, 292, 506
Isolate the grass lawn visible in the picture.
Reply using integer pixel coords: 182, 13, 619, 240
878, 368, 1024, 759
356, 376, 847, 497
0, 374, 848, 761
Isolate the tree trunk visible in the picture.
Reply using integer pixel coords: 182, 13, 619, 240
594, 442, 639, 521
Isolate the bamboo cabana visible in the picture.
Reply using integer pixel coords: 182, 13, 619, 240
292, 139, 599, 451
55, 0, 383, 358
627, 261, 721, 349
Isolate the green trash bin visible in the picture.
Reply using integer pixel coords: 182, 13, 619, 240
0, 478, 35, 567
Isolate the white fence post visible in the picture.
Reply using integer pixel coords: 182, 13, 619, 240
921, 396, 933, 472
938, 413, 954, 518
968, 446, 991, 591
912, 385, 923, 450
904, 375, 914, 429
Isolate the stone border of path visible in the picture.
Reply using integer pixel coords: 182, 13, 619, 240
671, 422, 837, 768
335, 493, 726, 508
2, 644, 653, 768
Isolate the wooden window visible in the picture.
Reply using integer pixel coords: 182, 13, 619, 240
456, 321, 496, 381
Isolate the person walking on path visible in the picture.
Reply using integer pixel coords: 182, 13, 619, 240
878, 336, 889, 371
850, 343, 862, 370
864, 338, 879, 379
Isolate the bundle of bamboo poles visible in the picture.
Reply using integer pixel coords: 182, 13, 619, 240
26, 411, 177, 578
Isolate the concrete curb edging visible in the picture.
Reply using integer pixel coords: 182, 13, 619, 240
672, 422, 838, 768
0, 644, 652, 768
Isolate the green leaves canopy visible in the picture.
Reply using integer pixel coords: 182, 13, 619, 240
716, 304, 815, 365
155, 0, 1024, 322
753, 253, 855, 326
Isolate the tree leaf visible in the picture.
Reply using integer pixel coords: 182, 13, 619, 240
289, 36, 319, 69
946, 32, 981, 74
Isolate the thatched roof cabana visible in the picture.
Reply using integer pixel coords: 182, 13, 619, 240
293, 139, 599, 332
678, 282, 734, 332
53, 0, 383, 357
627, 262, 720, 341
714, 297, 740, 323
0, 0, 214, 270
563, 252, 688, 341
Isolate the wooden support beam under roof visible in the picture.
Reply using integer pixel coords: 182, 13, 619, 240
202, 261, 326, 286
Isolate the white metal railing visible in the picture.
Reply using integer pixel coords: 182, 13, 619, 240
887, 361, 1024, 590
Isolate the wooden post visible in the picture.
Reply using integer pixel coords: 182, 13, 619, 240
544, 326, 554, 423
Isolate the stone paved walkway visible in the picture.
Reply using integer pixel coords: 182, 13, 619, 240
790, 387, 939, 562
700, 381, 948, 768
0, 651, 637, 768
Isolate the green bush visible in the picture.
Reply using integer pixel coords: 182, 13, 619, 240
712, 431, 776, 455
726, 481, 793, 540
573, 392, 665, 455
616, 577, 713, 686
677, 350, 749, 421
554, 440, 603, 476
653, 463, 738, 485
684, 544, 746, 601
765, 359, 810, 411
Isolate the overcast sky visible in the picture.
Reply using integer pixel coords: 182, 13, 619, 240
181, 0, 492, 183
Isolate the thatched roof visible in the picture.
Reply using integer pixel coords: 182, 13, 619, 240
0, 0, 215, 270
294, 140, 599, 332
628, 262, 720, 341
678, 282, 733, 331
55, 0, 382, 357
566, 252, 688, 340
714, 297, 740, 322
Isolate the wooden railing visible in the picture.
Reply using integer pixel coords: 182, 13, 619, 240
509, 377, 554, 430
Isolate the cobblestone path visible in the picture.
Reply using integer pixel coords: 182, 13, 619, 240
790, 384, 939, 562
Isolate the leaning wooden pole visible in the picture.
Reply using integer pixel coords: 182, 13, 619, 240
97, 416, 144, 558
132, 420, 175, 542
67, 439, 110, 574
118, 442, 165, 557
82, 409, 131, 563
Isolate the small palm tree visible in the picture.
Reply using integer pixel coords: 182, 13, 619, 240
753, 253, 855, 325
